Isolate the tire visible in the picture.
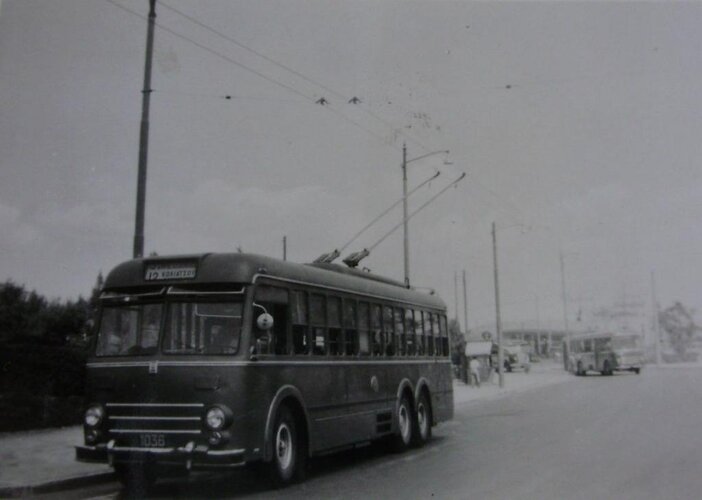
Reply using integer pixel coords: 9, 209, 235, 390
634, 368, 641, 375
577, 362, 585, 377
269, 405, 305, 486
412, 391, 432, 447
391, 394, 413, 452
602, 361, 611, 376
114, 463, 157, 496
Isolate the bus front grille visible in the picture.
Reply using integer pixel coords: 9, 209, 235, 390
105, 403, 204, 445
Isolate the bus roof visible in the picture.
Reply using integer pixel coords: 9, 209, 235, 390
103, 253, 447, 310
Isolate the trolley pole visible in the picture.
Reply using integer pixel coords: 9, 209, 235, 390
133, 0, 157, 259
492, 222, 504, 388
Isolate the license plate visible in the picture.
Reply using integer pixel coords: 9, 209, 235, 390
139, 433, 166, 448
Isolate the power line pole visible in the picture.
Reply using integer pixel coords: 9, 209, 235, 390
560, 249, 570, 370
651, 270, 662, 365
492, 222, 504, 388
462, 270, 469, 335
283, 236, 287, 261
402, 143, 409, 287
454, 271, 459, 325
133, 0, 157, 259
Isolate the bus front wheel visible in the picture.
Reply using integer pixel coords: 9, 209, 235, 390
392, 394, 413, 452
269, 405, 305, 486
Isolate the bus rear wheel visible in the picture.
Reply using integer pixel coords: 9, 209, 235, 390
391, 394, 413, 452
412, 391, 432, 447
269, 405, 305, 486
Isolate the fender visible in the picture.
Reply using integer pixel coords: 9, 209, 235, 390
263, 384, 312, 461
395, 377, 415, 403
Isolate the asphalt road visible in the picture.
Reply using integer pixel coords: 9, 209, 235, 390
44, 367, 702, 500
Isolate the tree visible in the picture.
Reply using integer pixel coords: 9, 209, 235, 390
659, 302, 699, 359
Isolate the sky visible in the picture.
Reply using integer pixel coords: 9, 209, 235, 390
1, 0, 701, 340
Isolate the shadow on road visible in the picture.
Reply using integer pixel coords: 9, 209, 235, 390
114, 438, 448, 498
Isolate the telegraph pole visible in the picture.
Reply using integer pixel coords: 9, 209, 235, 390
651, 271, 662, 365
560, 250, 570, 370
133, 0, 157, 259
454, 271, 459, 325
402, 144, 409, 287
462, 270, 469, 335
492, 223, 504, 388
283, 236, 287, 261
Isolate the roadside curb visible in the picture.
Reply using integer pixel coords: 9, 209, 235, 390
0, 470, 114, 498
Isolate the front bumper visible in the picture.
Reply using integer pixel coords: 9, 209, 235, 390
76, 440, 246, 470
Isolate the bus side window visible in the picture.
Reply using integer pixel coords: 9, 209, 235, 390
253, 286, 289, 355
344, 299, 358, 355
358, 301, 370, 355
424, 313, 433, 356
432, 313, 441, 356
328, 296, 342, 356
292, 290, 308, 355
383, 306, 395, 356
405, 309, 416, 356
395, 307, 405, 356
310, 294, 327, 355
371, 304, 383, 356
416, 311, 425, 355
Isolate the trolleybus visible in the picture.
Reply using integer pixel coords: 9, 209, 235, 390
76, 253, 454, 488
568, 332, 644, 376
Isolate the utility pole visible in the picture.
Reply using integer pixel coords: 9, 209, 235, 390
651, 271, 662, 365
492, 222, 504, 388
462, 270, 469, 335
454, 271, 459, 325
402, 143, 409, 287
133, 0, 157, 259
560, 250, 570, 370
283, 236, 287, 261
400, 145, 449, 287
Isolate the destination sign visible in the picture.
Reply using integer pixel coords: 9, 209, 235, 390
144, 262, 197, 281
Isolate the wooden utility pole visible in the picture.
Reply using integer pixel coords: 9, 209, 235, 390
492, 223, 504, 388
462, 270, 468, 335
560, 249, 570, 370
133, 0, 157, 259
651, 271, 662, 365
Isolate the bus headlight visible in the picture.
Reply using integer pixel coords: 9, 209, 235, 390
205, 406, 231, 430
84, 405, 105, 428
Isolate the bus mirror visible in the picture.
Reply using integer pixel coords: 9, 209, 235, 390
256, 313, 274, 331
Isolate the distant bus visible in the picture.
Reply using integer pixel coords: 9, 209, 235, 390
567, 332, 644, 376
76, 253, 453, 489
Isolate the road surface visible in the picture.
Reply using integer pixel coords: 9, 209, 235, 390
43, 366, 702, 499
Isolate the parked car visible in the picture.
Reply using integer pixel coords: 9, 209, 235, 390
503, 344, 531, 373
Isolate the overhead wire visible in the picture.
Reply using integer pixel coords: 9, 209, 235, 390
104, 0, 397, 149
157, 0, 436, 152
339, 170, 441, 253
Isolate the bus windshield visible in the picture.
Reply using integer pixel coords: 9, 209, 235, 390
163, 301, 243, 355
96, 303, 162, 357
612, 335, 640, 350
